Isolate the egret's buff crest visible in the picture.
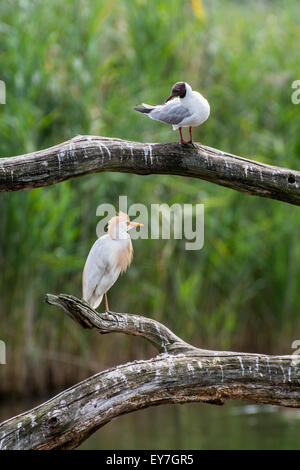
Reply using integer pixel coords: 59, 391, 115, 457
108, 211, 130, 239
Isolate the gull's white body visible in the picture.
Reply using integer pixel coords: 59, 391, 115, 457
172, 84, 210, 130
82, 234, 132, 309
141, 83, 210, 130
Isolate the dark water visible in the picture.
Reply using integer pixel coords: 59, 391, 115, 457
1, 397, 300, 450
79, 402, 300, 450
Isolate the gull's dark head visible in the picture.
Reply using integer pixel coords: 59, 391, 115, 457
165, 82, 187, 102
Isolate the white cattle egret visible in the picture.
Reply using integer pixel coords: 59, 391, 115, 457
134, 81, 210, 145
82, 212, 143, 311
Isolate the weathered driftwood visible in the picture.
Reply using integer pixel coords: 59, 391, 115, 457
0, 135, 299, 205
0, 294, 299, 450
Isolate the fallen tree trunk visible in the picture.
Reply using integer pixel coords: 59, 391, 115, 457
0, 135, 299, 205
0, 294, 299, 450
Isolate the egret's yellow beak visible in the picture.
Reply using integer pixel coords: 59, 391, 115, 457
129, 221, 143, 227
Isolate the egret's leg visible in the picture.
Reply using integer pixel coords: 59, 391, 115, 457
104, 293, 109, 312
179, 127, 189, 145
104, 292, 119, 322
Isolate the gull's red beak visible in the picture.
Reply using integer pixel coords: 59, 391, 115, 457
165, 93, 175, 103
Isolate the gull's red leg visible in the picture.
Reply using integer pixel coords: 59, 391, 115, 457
189, 127, 193, 143
179, 127, 189, 145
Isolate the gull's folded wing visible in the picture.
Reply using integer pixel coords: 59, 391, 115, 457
135, 98, 191, 125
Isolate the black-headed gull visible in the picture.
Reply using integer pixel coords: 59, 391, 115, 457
134, 82, 210, 145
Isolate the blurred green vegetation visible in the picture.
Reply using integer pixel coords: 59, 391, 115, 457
0, 0, 299, 395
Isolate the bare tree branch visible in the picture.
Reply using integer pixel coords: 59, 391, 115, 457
0, 135, 299, 205
0, 294, 299, 450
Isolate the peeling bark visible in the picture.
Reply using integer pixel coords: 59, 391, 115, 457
0, 135, 299, 205
0, 294, 299, 450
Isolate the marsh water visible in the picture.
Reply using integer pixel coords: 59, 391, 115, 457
1, 397, 300, 450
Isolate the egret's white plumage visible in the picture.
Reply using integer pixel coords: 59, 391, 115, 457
82, 212, 142, 310
134, 82, 210, 144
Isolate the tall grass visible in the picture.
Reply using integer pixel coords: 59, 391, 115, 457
0, 0, 299, 395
